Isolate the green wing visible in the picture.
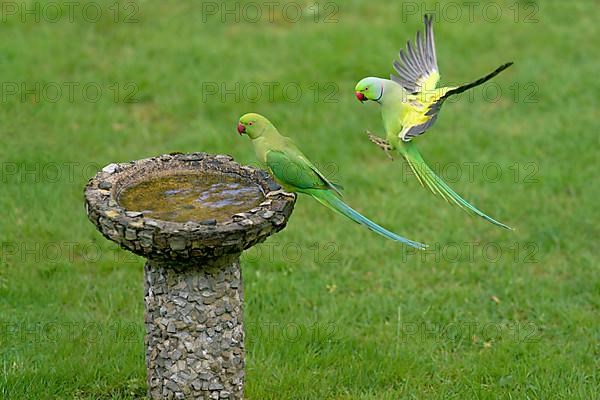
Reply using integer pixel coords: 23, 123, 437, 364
266, 150, 343, 196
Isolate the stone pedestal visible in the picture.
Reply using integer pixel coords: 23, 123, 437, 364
84, 153, 296, 400
144, 256, 244, 400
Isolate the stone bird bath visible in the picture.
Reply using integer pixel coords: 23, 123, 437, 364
84, 152, 296, 399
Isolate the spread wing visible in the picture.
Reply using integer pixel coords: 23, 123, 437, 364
266, 149, 343, 196
391, 14, 440, 95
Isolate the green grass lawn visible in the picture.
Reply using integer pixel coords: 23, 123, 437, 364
1, 0, 598, 398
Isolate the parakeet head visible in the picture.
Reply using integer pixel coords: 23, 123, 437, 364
237, 113, 272, 139
354, 77, 384, 103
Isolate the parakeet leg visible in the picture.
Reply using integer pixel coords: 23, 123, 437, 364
365, 130, 394, 160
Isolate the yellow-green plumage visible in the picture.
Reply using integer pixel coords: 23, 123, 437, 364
354, 14, 513, 230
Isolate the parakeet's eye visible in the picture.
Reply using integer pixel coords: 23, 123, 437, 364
249, 122, 253, 126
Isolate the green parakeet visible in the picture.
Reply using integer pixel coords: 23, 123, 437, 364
354, 14, 513, 230
237, 113, 426, 249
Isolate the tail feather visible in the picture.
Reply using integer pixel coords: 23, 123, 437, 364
306, 189, 427, 250
449, 62, 513, 97
400, 143, 513, 230
427, 62, 514, 116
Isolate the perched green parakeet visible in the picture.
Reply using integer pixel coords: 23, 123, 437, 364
354, 14, 513, 230
237, 113, 426, 249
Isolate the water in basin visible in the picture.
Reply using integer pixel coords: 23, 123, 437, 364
118, 172, 265, 223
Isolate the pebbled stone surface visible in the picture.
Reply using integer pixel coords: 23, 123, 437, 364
145, 256, 244, 400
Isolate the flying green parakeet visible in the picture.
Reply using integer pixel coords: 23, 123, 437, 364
237, 113, 427, 249
354, 14, 513, 230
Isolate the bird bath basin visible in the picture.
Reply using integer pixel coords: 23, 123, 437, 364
118, 172, 266, 224
84, 152, 296, 399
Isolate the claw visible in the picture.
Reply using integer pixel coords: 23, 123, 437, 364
267, 189, 297, 200
384, 149, 394, 161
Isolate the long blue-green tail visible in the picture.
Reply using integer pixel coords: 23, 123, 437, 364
305, 189, 427, 250
400, 142, 513, 230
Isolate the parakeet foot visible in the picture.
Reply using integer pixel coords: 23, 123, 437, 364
366, 130, 394, 160
267, 189, 297, 200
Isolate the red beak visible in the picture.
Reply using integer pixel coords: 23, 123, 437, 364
355, 91, 366, 102
237, 122, 246, 135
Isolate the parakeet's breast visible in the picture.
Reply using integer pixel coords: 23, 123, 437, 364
382, 102, 405, 145
252, 137, 269, 166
